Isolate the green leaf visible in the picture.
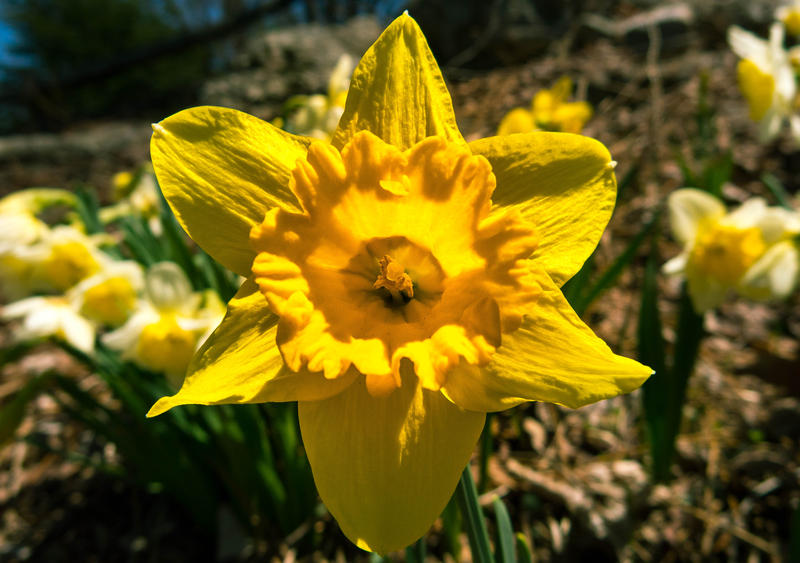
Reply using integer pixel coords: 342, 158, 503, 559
639, 231, 704, 482
492, 496, 516, 563
638, 237, 670, 481
404, 537, 427, 563
478, 412, 493, 493
701, 150, 732, 198
440, 494, 462, 559
515, 533, 533, 563
456, 465, 493, 563
761, 173, 795, 211
73, 186, 103, 234
0, 371, 54, 446
561, 252, 595, 307
572, 208, 662, 316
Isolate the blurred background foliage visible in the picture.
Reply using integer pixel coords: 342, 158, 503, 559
0, 0, 408, 133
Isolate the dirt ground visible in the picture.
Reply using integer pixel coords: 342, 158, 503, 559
1, 7, 799, 562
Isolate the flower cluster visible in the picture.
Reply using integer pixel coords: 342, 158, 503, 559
0, 176, 224, 378
497, 76, 593, 135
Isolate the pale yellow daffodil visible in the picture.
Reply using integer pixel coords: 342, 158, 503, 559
728, 23, 800, 143
778, 1, 800, 36
280, 54, 355, 141
68, 260, 144, 326
103, 262, 225, 387
498, 76, 593, 135
0, 212, 49, 301
0, 188, 78, 300
27, 225, 110, 293
146, 14, 650, 553
664, 188, 800, 312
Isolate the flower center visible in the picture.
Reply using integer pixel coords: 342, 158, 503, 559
136, 315, 196, 382
43, 241, 100, 291
80, 275, 137, 326
249, 131, 540, 395
373, 255, 414, 304
691, 222, 766, 284
736, 59, 775, 121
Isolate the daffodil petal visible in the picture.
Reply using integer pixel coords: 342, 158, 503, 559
442, 277, 652, 411
667, 189, 726, 245
299, 372, 484, 553
740, 240, 799, 299
147, 280, 355, 417
470, 132, 617, 286
331, 13, 463, 151
728, 25, 770, 69
151, 106, 311, 275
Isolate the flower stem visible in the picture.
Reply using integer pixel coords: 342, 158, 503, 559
455, 464, 493, 563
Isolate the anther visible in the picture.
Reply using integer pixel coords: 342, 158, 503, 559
373, 255, 414, 303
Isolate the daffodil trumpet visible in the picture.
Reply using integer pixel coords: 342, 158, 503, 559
147, 14, 651, 553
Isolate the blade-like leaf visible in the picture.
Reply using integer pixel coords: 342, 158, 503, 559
492, 496, 516, 563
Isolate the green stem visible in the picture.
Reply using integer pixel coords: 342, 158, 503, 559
477, 412, 493, 493
666, 284, 704, 453
455, 465, 493, 563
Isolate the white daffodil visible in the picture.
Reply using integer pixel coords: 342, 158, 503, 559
67, 260, 145, 327
103, 262, 225, 386
664, 188, 800, 312
728, 23, 800, 143
2, 295, 96, 353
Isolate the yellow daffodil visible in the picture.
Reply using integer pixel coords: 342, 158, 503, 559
778, 1, 800, 36
103, 262, 225, 387
664, 188, 800, 312
1, 295, 96, 353
728, 23, 800, 143
280, 54, 355, 141
498, 76, 593, 135
146, 14, 650, 553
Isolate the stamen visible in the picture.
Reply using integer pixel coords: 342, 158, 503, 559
373, 255, 414, 303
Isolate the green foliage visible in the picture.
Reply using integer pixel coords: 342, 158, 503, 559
491, 496, 516, 563
675, 72, 733, 197
456, 467, 493, 563
638, 237, 704, 482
